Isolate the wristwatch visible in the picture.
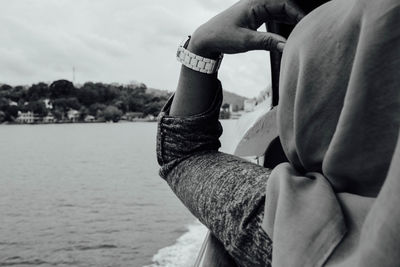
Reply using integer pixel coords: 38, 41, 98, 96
176, 36, 223, 74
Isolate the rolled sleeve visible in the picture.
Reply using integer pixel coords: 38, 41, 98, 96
157, 82, 223, 178
155, 82, 273, 267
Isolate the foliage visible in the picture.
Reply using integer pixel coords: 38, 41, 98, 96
0, 79, 172, 123
52, 97, 80, 112
26, 101, 47, 117
49, 80, 76, 99
5, 105, 19, 121
27, 83, 49, 101
103, 106, 123, 122
0, 111, 5, 123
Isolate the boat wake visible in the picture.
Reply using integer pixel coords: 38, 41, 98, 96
144, 221, 207, 267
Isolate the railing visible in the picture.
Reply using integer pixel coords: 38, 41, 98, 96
194, 232, 238, 267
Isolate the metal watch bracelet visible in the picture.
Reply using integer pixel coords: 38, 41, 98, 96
176, 36, 223, 74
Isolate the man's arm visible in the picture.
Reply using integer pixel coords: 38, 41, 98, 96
170, 0, 305, 117
157, 1, 305, 266
158, 93, 273, 266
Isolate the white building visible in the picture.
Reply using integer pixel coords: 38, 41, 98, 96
43, 113, 55, 123
67, 109, 80, 122
43, 99, 53, 109
84, 115, 96, 122
244, 99, 257, 112
16, 111, 34, 124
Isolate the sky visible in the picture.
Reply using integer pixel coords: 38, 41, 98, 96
0, 0, 271, 98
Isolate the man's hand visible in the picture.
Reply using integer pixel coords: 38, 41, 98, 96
170, 0, 305, 116
188, 0, 305, 57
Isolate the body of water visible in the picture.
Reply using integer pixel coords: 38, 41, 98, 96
0, 121, 238, 267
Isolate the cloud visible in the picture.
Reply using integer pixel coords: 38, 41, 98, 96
196, 0, 236, 11
0, 0, 271, 97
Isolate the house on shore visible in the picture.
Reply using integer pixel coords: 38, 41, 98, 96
123, 112, 145, 121
67, 109, 80, 122
145, 114, 155, 120
84, 115, 96, 122
44, 99, 53, 110
16, 111, 35, 124
244, 99, 257, 112
43, 113, 55, 123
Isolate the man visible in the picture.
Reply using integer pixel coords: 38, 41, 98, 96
157, 0, 400, 266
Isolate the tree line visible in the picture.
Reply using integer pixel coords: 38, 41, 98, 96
0, 80, 172, 123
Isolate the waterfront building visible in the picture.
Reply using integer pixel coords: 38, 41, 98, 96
84, 115, 96, 122
244, 99, 256, 112
146, 114, 155, 120
43, 113, 55, 123
16, 111, 34, 124
44, 99, 53, 109
67, 109, 80, 122
124, 112, 144, 121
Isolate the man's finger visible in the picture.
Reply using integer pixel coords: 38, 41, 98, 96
246, 30, 287, 52
283, 1, 306, 24
251, 1, 306, 25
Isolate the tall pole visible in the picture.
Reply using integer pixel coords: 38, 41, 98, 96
72, 66, 76, 84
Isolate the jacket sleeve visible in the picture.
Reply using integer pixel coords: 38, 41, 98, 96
156, 82, 273, 267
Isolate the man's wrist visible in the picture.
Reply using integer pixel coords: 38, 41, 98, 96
187, 34, 220, 60
177, 34, 223, 74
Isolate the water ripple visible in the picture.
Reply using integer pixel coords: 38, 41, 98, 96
0, 258, 48, 266
0, 258, 80, 266
0, 242, 20, 246
54, 244, 118, 252
75, 244, 118, 251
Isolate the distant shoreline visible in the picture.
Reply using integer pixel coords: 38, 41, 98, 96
0, 118, 241, 126
1, 80, 248, 125
0, 119, 157, 125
